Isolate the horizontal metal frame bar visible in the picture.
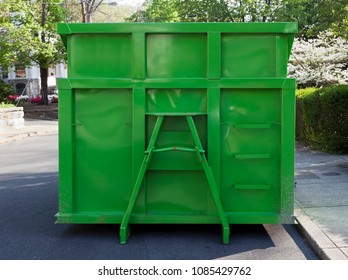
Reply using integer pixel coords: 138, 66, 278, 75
234, 184, 271, 190
233, 153, 270, 159
56, 212, 283, 224
58, 22, 298, 35
58, 78, 296, 90
146, 112, 207, 116
153, 147, 205, 153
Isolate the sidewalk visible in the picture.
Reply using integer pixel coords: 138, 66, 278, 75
0, 120, 347, 259
0, 119, 58, 145
295, 143, 348, 260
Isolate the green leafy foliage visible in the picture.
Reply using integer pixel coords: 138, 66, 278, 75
0, 80, 15, 103
0, 0, 66, 68
0, 102, 15, 108
296, 85, 348, 154
128, 0, 285, 23
308, 0, 348, 39
129, 0, 348, 38
60, 0, 82, 22
175, 0, 235, 22
277, 0, 347, 39
0, 0, 67, 105
128, 0, 180, 22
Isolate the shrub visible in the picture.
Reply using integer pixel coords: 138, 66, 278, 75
30, 96, 42, 103
296, 87, 318, 141
0, 102, 15, 108
7, 95, 18, 103
29, 95, 58, 104
296, 85, 348, 154
0, 80, 15, 103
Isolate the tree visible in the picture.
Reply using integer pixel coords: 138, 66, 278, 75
272, 0, 316, 38
310, 0, 348, 39
129, 0, 348, 39
63, 0, 83, 22
128, 0, 179, 22
64, 1, 130, 23
93, 3, 134, 22
0, 0, 66, 105
288, 32, 348, 87
274, 0, 348, 39
80, 0, 105, 22
176, 0, 234, 22
128, 0, 286, 23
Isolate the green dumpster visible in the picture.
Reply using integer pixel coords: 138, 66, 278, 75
57, 22, 297, 244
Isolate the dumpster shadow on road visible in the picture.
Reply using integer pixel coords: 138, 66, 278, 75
60, 224, 274, 260
0, 172, 276, 260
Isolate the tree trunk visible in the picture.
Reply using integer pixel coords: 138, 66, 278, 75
81, 0, 87, 22
86, 13, 92, 23
40, 1, 49, 105
40, 67, 49, 105
81, 0, 104, 23
81, 0, 93, 23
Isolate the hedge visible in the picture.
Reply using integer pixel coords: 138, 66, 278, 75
296, 85, 348, 154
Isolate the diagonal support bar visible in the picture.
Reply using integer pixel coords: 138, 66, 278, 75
121, 115, 229, 244
120, 116, 164, 244
147, 116, 164, 150
186, 116, 230, 244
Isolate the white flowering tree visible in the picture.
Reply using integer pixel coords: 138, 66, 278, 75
288, 32, 348, 88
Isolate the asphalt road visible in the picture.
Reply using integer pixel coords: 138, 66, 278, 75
0, 134, 319, 260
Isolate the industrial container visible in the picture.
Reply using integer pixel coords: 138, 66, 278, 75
57, 22, 297, 244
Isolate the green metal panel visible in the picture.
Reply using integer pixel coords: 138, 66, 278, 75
132, 33, 146, 79
57, 23, 297, 243
220, 88, 281, 213
146, 170, 208, 213
73, 89, 133, 213
146, 88, 207, 113
222, 34, 276, 77
147, 34, 207, 78
69, 34, 132, 78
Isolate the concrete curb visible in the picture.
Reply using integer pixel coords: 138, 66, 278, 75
0, 120, 58, 145
294, 206, 348, 260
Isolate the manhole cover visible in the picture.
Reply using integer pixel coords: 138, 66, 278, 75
338, 163, 348, 169
321, 172, 341, 176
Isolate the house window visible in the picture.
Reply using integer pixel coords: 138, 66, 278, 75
15, 83, 26, 95
49, 65, 56, 77
15, 64, 26, 78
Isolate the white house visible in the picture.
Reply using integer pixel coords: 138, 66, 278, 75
0, 63, 67, 97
